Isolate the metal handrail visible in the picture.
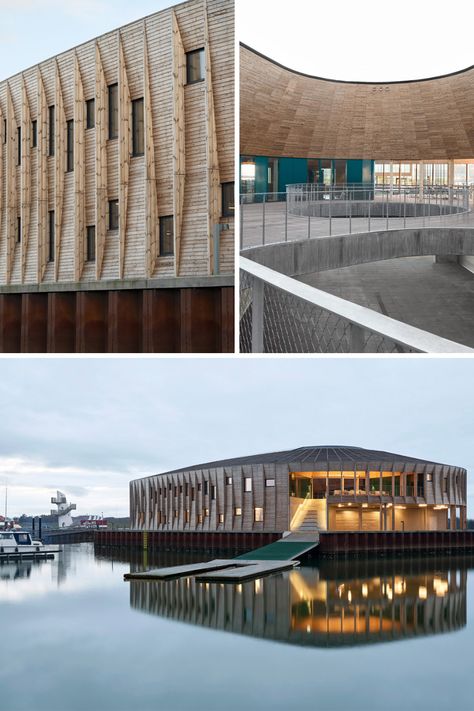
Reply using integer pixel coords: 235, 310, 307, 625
240, 256, 474, 354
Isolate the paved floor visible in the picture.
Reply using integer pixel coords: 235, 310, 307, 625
299, 257, 474, 347
240, 201, 474, 249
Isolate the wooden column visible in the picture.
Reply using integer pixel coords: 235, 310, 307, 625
204, 0, 221, 275
95, 42, 108, 280
144, 28, 158, 277
20, 76, 31, 283
6, 84, 16, 284
74, 54, 86, 282
54, 60, 66, 280
37, 68, 48, 282
118, 33, 131, 279
172, 10, 185, 275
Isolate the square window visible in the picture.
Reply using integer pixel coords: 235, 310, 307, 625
186, 48, 205, 84
265, 479, 275, 488
222, 182, 234, 217
234, 507, 242, 516
109, 200, 119, 230
159, 216, 174, 256
86, 99, 95, 129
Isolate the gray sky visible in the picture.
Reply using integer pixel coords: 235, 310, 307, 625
0, 0, 179, 81
0, 357, 473, 518
238, 0, 474, 82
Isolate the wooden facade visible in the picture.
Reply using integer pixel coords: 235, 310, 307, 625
240, 44, 474, 161
0, 0, 234, 352
130, 447, 467, 533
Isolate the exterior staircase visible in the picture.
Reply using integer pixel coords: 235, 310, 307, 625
291, 498, 326, 532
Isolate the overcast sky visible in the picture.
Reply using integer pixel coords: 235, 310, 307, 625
238, 0, 474, 82
0, 357, 473, 518
0, 0, 178, 81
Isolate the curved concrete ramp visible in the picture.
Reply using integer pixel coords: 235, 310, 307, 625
244, 227, 474, 278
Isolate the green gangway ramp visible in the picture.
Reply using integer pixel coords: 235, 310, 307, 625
236, 538, 318, 561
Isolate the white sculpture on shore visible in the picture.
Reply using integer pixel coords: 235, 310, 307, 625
51, 491, 77, 528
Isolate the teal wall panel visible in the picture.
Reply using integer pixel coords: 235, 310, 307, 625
255, 156, 268, 194
277, 158, 308, 193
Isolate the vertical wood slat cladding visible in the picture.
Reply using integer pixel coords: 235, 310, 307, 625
144, 29, 158, 277
6, 84, 16, 284
172, 11, 186, 273
37, 69, 48, 282
95, 43, 108, 280
20, 76, 31, 282
118, 34, 131, 279
74, 55, 86, 282
54, 61, 66, 280
204, 0, 221, 275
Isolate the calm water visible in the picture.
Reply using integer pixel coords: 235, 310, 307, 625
1, 543, 473, 711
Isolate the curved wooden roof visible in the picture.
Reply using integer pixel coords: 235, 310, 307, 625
240, 44, 474, 161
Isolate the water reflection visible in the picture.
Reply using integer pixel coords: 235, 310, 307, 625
129, 557, 469, 647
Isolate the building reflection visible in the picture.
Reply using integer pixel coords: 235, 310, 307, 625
129, 557, 468, 647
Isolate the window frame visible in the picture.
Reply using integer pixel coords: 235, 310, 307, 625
108, 199, 119, 231
66, 119, 74, 172
86, 98, 95, 129
17, 126, 21, 165
244, 477, 252, 493
159, 215, 174, 257
48, 210, 55, 262
86, 225, 96, 262
186, 48, 205, 85
131, 97, 144, 157
222, 182, 234, 218
31, 120, 37, 148
48, 105, 55, 156
108, 83, 118, 140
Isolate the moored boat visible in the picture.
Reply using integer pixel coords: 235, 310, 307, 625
0, 531, 59, 560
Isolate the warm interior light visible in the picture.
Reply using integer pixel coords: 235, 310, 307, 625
433, 577, 449, 597
419, 504, 427, 507
362, 584, 368, 598
418, 586, 428, 600
362, 503, 368, 508
347, 590, 352, 602
254, 579, 262, 594
396, 505, 407, 510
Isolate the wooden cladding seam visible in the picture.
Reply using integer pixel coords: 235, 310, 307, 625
172, 10, 186, 275
54, 61, 66, 281
118, 32, 131, 279
95, 42, 108, 280
74, 54, 86, 282
144, 27, 159, 278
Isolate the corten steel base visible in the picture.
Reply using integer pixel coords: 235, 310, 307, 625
0, 286, 234, 353
44, 529, 474, 558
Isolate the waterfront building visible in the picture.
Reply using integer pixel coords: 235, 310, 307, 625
0, 0, 234, 353
130, 446, 467, 533
51, 491, 76, 528
240, 44, 474, 197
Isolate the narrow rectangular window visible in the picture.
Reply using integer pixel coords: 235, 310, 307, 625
219, 514, 224, 524
3, 118, 6, 143
226, 476, 232, 485
48, 210, 55, 261
108, 83, 118, 139
234, 507, 242, 516
32, 120, 37, 148
86, 98, 95, 129
17, 216, 21, 243
197, 514, 203, 524
244, 477, 252, 493
265, 479, 275, 488
159, 215, 174, 256
48, 105, 55, 156
66, 119, 74, 172
132, 97, 144, 156
86, 225, 96, 262
186, 48, 205, 84
204, 508, 209, 518
222, 182, 234, 217
211, 485, 216, 501
17, 127, 21, 165
254, 507, 264, 522
204, 481, 208, 496
109, 199, 119, 230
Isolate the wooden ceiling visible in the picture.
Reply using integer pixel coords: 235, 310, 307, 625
240, 44, 474, 160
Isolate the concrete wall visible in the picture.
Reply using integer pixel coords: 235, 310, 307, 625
244, 227, 474, 278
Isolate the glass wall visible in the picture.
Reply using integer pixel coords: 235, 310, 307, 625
375, 161, 474, 187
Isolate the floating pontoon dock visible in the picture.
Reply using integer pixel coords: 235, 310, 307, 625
124, 533, 319, 583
